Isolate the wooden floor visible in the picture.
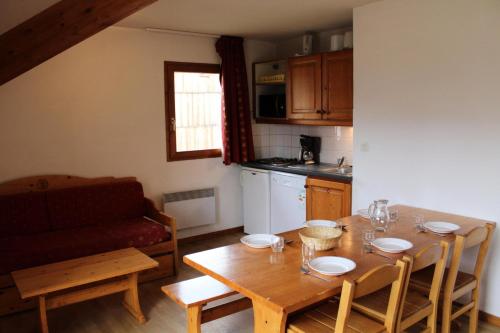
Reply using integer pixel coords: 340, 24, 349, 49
0, 231, 498, 333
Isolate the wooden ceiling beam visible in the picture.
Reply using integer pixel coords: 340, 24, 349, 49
0, 0, 157, 86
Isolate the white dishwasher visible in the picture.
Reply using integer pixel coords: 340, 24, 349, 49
270, 171, 306, 234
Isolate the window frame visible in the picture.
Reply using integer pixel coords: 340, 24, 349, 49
164, 61, 223, 162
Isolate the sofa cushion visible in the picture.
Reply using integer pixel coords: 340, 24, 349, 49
0, 191, 50, 237
0, 217, 170, 275
46, 180, 146, 230
104, 217, 171, 248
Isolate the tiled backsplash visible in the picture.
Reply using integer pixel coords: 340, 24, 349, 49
252, 124, 353, 165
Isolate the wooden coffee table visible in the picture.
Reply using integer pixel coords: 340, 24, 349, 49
11, 248, 158, 333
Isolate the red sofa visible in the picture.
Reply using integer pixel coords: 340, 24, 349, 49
0, 175, 178, 315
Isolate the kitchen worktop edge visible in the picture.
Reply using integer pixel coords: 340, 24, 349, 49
241, 162, 353, 183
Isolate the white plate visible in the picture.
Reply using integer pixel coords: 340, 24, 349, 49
424, 221, 460, 234
240, 234, 275, 248
305, 220, 337, 228
308, 256, 356, 276
357, 209, 370, 219
371, 238, 413, 253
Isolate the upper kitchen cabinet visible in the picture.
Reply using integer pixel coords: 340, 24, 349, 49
322, 50, 353, 122
288, 50, 353, 125
286, 54, 322, 120
253, 50, 353, 126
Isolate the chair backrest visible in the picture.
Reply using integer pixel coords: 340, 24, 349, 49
414, 242, 449, 306
334, 260, 408, 333
397, 241, 449, 331
444, 223, 495, 296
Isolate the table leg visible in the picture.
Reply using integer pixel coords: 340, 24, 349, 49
252, 299, 286, 333
122, 273, 146, 324
186, 305, 202, 333
39, 296, 49, 333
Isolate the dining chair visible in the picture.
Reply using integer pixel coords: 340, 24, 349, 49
409, 224, 495, 333
287, 259, 408, 333
351, 241, 449, 333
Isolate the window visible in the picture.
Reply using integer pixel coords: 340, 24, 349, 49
164, 62, 222, 161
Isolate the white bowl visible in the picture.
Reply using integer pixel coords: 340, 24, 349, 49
240, 234, 275, 248
423, 221, 460, 234
372, 238, 413, 253
309, 256, 356, 276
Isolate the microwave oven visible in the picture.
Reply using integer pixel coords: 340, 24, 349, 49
258, 94, 286, 119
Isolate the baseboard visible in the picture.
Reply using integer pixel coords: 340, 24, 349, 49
479, 310, 500, 327
178, 226, 244, 245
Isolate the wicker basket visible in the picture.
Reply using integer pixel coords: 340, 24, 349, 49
299, 226, 343, 251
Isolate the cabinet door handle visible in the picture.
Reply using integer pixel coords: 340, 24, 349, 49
314, 187, 330, 193
316, 109, 323, 114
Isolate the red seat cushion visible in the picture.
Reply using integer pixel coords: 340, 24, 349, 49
46, 181, 146, 230
0, 217, 170, 274
0, 191, 50, 237
104, 217, 171, 248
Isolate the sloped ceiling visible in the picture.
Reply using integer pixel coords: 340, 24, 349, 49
0, 0, 60, 34
117, 0, 380, 39
1, 0, 381, 40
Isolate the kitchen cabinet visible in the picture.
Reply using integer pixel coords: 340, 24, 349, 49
322, 50, 353, 121
286, 50, 353, 126
306, 177, 352, 221
286, 54, 322, 120
252, 50, 353, 126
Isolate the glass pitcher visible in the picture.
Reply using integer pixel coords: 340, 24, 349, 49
368, 199, 390, 232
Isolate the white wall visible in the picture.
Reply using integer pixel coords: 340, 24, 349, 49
353, 0, 500, 315
0, 26, 276, 239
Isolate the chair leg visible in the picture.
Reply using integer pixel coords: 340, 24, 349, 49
441, 298, 452, 333
187, 305, 202, 333
469, 289, 480, 333
427, 303, 438, 333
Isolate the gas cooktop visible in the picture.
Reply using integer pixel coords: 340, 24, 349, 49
254, 157, 299, 167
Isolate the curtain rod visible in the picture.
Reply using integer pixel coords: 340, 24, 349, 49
145, 27, 220, 39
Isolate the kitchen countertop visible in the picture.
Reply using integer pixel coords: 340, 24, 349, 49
241, 161, 352, 183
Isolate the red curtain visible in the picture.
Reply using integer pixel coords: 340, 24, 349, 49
216, 36, 255, 165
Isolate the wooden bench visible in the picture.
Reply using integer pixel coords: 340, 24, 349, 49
12, 248, 158, 333
161, 275, 252, 333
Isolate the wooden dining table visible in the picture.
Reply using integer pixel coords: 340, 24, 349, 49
183, 205, 495, 333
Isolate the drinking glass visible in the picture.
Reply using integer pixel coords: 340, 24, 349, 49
271, 236, 284, 253
301, 242, 315, 269
362, 229, 375, 253
414, 214, 425, 232
269, 253, 284, 265
389, 207, 400, 222
336, 219, 344, 231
